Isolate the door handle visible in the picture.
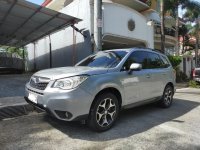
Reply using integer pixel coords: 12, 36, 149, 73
146, 74, 150, 78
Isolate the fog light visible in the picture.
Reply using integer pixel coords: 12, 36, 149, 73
65, 112, 69, 118
55, 110, 72, 119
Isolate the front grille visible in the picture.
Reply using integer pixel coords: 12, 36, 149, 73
29, 76, 50, 90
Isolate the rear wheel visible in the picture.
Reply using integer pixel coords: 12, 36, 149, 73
159, 85, 174, 108
88, 93, 120, 132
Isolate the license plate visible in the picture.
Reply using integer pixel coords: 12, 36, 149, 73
28, 93, 37, 104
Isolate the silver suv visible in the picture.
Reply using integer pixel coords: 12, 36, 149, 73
25, 48, 175, 131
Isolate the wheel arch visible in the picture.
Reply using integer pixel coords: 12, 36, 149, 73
90, 87, 122, 112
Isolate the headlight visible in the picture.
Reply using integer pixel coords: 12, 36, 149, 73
52, 75, 88, 90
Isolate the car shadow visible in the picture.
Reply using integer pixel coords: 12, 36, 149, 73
43, 98, 200, 142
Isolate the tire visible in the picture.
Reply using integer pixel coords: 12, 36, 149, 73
159, 85, 174, 108
88, 92, 120, 132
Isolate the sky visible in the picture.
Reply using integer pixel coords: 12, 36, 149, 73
26, 0, 200, 16
179, 0, 200, 17
26, 0, 45, 5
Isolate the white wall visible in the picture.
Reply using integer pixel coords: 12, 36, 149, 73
26, 0, 155, 71
26, 0, 92, 71
179, 56, 195, 78
103, 3, 154, 48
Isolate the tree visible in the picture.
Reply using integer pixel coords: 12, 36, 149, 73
0, 46, 27, 59
164, 0, 200, 55
160, 0, 165, 53
183, 2, 200, 66
179, 24, 189, 54
164, 0, 186, 55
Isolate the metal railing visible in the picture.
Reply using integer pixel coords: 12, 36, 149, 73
154, 25, 175, 37
0, 52, 23, 70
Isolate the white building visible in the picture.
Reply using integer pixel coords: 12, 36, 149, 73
26, 0, 154, 71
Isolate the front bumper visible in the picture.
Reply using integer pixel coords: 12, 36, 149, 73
25, 83, 94, 121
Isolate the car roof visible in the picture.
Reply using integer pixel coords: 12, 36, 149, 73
106, 48, 164, 56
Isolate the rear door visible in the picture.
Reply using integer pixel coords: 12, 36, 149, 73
146, 52, 167, 97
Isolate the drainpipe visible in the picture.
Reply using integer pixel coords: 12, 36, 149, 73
48, 35, 52, 68
90, 0, 95, 53
94, 0, 102, 52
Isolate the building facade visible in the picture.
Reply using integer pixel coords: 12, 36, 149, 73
26, 0, 177, 71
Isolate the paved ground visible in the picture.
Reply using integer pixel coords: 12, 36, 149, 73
0, 87, 200, 150
0, 74, 31, 98
0, 74, 31, 106
0, 74, 34, 120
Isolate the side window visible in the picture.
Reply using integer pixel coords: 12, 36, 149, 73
122, 51, 148, 71
161, 56, 170, 68
147, 52, 164, 69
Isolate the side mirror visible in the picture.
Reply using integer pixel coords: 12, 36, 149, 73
129, 63, 142, 73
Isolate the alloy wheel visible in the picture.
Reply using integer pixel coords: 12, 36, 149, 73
96, 98, 116, 127
164, 87, 173, 106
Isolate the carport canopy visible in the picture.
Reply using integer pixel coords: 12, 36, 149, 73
0, 0, 82, 48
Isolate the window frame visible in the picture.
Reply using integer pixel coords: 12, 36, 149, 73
160, 55, 171, 68
121, 50, 148, 71
147, 52, 167, 69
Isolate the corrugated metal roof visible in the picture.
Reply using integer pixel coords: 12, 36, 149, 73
0, 0, 81, 47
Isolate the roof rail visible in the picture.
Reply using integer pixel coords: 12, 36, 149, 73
150, 48, 164, 54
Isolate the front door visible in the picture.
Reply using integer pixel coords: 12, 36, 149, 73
120, 51, 152, 104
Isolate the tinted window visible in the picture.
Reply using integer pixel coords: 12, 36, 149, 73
122, 51, 148, 70
147, 52, 164, 69
77, 51, 127, 68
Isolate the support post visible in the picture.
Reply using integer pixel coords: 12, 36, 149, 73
33, 42, 36, 71
49, 35, 52, 68
94, 0, 102, 52
22, 47, 25, 72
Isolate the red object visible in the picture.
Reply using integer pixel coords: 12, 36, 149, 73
192, 69, 196, 77
41, 0, 52, 6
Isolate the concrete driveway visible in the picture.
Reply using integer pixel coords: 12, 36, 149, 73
0, 74, 31, 105
0, 88, 200, 150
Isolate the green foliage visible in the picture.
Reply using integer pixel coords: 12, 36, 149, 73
164, 0, 191, 16
189, 80, 200, 88
0, 46, 27, 59
167, 55, 182, 68
146, 0, 152, 7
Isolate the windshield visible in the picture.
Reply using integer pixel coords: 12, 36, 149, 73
76, 51, 127, 68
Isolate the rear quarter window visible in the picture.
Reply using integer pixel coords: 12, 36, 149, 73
161, 55, 171, 68
147, 52, 165, 69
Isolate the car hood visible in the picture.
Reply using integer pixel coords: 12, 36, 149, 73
33, 66, 108, 80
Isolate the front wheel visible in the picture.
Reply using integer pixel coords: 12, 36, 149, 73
159, 85, 174, 108
88, 93, 120, 132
